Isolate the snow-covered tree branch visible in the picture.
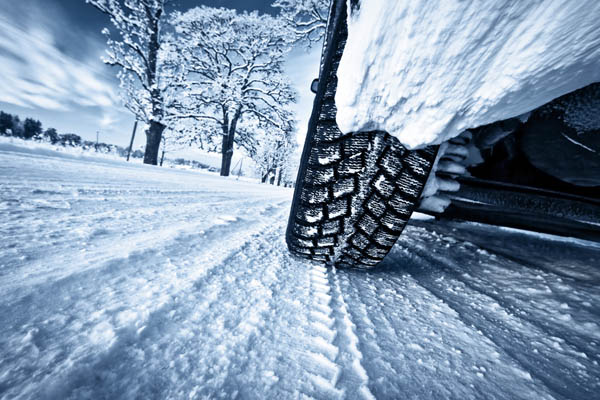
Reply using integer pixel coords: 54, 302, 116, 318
87, 0, 178, 165
170, 7, 297, 176
272, 0, 330, 45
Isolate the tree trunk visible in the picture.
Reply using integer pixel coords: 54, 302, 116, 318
143, 8, 164, 166
262, 171, 269, 183
220, 132, 234, 176
143, 121, 165, 165
160, 150, 165, 166
277, 169, 282, 186
220, 109, 241, 177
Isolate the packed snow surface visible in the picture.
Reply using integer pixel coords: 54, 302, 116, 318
1, 144, 600, 399
336, 0, 600, 148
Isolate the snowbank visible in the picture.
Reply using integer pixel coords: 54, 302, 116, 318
336, 0, 600, 149
0, 137, 261, 181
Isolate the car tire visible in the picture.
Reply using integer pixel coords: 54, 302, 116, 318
286, 0, 438, 268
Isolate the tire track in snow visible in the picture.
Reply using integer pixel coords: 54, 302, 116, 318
424, 236, 600, 334
299, 263, 343, 400
365, 263, 551, 400
337, 271, 402, 398
326, 267, 374, 400
424, 252, 600, 355
387, 242, 589, 399
0, 197, 285, 299
0, 196, 281, 294
406, 232, 600, 366
47, 216, 318, 399
0, 203, 290, 400
343, 267, 477, 399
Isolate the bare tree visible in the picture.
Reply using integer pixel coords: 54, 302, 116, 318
87, 0, 176, 165
169, 7, 297, 176
272, 0, 329, 45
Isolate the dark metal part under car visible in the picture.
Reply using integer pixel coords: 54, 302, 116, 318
429, 83, 600, 243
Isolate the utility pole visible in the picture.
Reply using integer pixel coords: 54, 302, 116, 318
95, 130, 99, 151
126, 121, 138, 161
237, 158, 243, 180
159, 134, 166, 166
230, 158, 242, 179
160, 149, 166, 166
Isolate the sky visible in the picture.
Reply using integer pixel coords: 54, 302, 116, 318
0, 0, 320, 158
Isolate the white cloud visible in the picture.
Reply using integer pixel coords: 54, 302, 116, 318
99, 112, 117, 128
0, 7, 118, 113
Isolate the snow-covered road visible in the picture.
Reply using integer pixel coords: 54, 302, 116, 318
1, 145, 599, 399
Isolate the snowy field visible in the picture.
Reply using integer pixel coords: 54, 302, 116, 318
1, 145, 599, 399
